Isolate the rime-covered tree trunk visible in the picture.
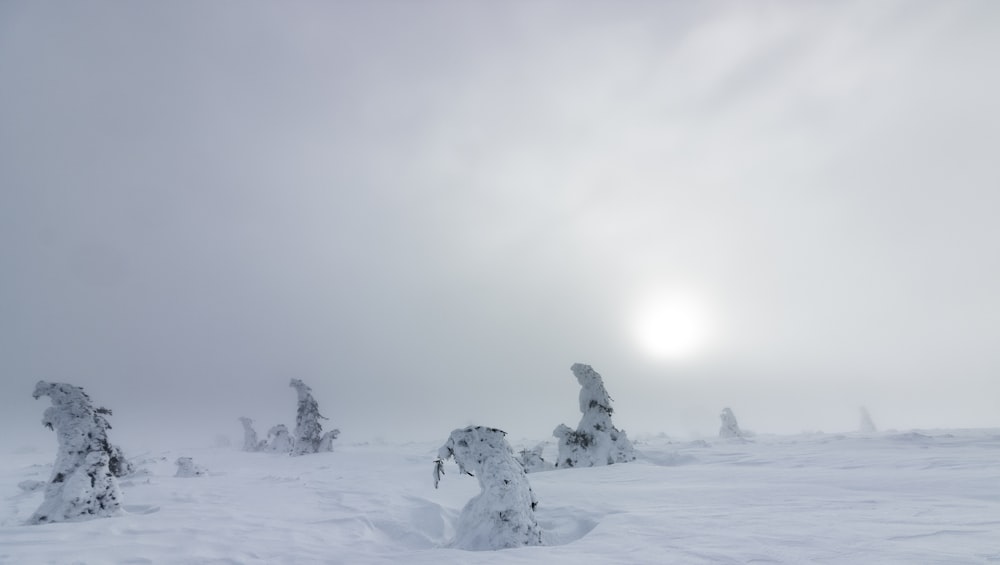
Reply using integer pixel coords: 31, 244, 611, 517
239, 417, 263, 452
289, 379, 337, 455
719, 407, 744, 439
436, 426, 543, 550
29, 381, 123, 524
553, 363, 636, 468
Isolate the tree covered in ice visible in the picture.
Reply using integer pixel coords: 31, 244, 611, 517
553, 363, 636, 468
435, 426, 543, 550
239, 417, 264, 452
264, 424, 293, 453
859, 407, 877, 433
517, 443, 548, 473
107, 443, 134, 478
29, 381, 123, 524
289, 378, 339, 455
719, 407, 744, 439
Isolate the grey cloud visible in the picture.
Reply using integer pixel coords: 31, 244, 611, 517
2, 1, 999, 451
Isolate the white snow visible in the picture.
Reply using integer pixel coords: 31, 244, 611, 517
2, 429, 1000, 563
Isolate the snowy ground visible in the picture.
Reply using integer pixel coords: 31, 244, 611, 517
2, 429, 999, 564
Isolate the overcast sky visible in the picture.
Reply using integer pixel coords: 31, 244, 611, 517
2, 1, 999, 450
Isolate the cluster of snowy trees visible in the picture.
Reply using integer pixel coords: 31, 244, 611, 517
26, 377, 341, 526
25, 366, 881, 553
434, 363, 636, 549
239, 379, 339, 456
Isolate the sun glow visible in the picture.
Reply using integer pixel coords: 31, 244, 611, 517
631, 291, 714, 361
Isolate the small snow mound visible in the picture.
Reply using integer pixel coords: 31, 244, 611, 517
17, 480, 45, 493
174, 457, 208, 477
536, 508, 600, 546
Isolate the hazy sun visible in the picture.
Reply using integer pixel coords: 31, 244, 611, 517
631, 291, 714, 361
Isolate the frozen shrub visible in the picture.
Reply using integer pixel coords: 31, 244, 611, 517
435, 426, 543, 550
264, 424, 293, 453
107, 443, 134, 478
517, 443, 548, 473
318, 429, 340, 452
239, 417, 264, 452
859, 407, 877, 433
29, 381, 123, 524
719, 407, 743, 439
174, 457, 208, 477
289, 378, 339, 455
553, 363, 636, 468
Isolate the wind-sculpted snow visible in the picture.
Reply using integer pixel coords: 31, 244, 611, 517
2, 429, 1000, 563
554, 363, 636, 468
28, 381, 123, 524
435, 426, 543, 550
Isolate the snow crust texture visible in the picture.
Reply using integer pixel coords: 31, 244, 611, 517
28, 381, 123, 524
436, 426, 543, 550
554, 363, 636, 468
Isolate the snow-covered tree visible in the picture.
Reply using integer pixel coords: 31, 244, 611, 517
859, 407, 877, 433
175, 457, 208, 477
239, 417, 264, 452
517, 444, 548, 473
289, 378, 339, 455
435, 426, 543, 550
107, 443, 134, 478
264, 424, 293, 453
29, 381, 123, 524
719, 407, 744, 439
553, 363, 636, 468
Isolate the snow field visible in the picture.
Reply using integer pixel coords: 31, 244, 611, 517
2, 430, 1000, 564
